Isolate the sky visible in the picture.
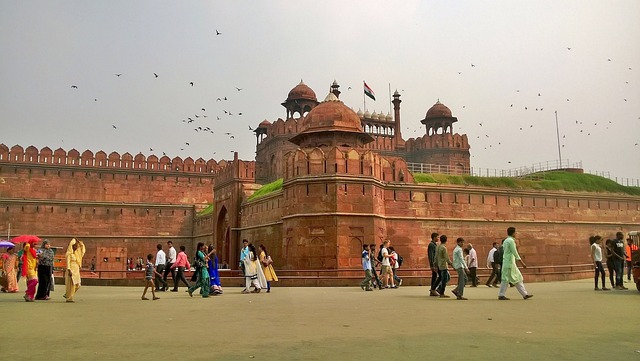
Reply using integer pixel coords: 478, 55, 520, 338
1, 1, 639, 181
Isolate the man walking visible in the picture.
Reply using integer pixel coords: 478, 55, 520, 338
428, 232, 441, 296
154, 244, 167, 291
170, 245, 191, 291
485, 242, 499, 287
359, 244, 373, 291
161, 240, 176, 291
380, 240, 395, 289
498, 227, 533, 300
467, 243, 478, 287
369, 244, 382, 290
435, 235, 453, 298
452, 237, 470, 300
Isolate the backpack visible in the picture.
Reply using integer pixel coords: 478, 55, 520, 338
377, 248, 383, 262
397, 254, 404, 267
494, 246, 504, 265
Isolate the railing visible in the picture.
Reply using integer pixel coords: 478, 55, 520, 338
409, 159, 640, 187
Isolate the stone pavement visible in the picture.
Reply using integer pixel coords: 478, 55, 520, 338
1, 279, 638, 360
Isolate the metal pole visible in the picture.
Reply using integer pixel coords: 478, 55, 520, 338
555, 111, 562, 168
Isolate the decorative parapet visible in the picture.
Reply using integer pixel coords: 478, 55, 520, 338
0, 144, 220, 173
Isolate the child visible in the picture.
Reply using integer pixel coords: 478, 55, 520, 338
359, 244, 373, 291
142, 254, 162, 300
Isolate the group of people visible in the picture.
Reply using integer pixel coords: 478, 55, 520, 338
144, 240, 225, 300
423, 226, 533, 300
239, 239, 278, 293
360, 240, 403, 291
0, 238, 85, 303
589, 231, 637, 291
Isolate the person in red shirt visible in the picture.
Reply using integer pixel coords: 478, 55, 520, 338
170, 245, 191, 292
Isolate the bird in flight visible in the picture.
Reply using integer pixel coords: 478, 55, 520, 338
185, 142, 190, 146
195, 114, 199, 118
112, 125, 117, 129
238, 112, 243, 115
248, 125, 254, 130
348, 86, 352, 90
149, 148, 153, 151
190, 82, 194, 86
201, 108, 206, 112
567, 47, 571, 50
154, 73, 158, 78
216, 30, 221, 35
71, 85, 78, 88
216, 98, 221, 101
225, 132, 231, 135
478, 123, 483, 127
115, 74, 122, 77
236, 87, 242, 91
471, 64, 475, 67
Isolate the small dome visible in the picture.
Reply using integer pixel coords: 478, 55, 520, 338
287, 80, 317, 102
364, 110, 371, 118
259, 120, 271, 127
426, 100, 452, 119
371, 111, 378, 119
385, 113, 393, 121
357, 109, 364, 118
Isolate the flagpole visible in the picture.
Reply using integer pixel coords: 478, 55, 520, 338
555, 110, 562, 168
363, 80, 366, 112
388, 83, 391, 115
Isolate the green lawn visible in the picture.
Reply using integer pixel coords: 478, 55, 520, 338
413, 171, 640, 195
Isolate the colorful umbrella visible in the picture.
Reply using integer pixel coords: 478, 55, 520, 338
0, 240, 15, 247
10, 235, 41, 243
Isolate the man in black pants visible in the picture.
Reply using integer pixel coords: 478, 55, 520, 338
369, 244, 382, 290
428, 232, 441, 296
162, 240, 177, 291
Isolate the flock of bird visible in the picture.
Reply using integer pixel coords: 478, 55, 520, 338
66, 39, 637, 166
66, 29, 254, 159
401, 48, 637, 165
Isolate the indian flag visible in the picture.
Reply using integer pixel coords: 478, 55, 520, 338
364, 81, 376, 101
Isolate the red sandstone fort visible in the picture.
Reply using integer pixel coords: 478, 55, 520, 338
1, 81, 638, 284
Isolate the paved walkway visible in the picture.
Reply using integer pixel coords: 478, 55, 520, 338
1, 279, 638, 360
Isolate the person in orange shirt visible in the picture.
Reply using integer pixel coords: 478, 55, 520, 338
626, 238, 638, 281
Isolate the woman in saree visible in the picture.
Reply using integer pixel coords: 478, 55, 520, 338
1, 246, 19, 293
242, 243, 267, 293
65, 238, 85, 303
36, 239, 55, 300
259, 244, 278, 293
22, 240, 38, 302
207, 245, 223, 295
187, 242, 210, 298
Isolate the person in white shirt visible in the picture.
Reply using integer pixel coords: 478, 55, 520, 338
590, 235, 609, 291
485, 242, 499, 287
452, 237, 470, 300
161, 240, 177, 291
380, 240, 395, 288
467, 243, 478, 287
154, 244, 167, 291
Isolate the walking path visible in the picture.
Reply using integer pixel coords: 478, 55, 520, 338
1, 279, 638, 360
